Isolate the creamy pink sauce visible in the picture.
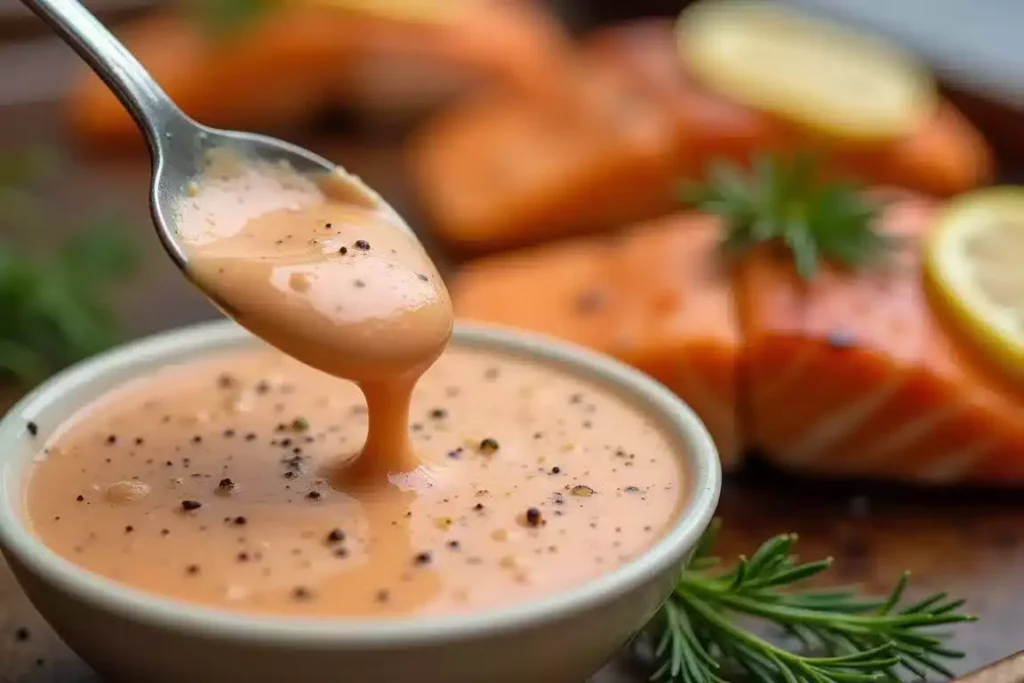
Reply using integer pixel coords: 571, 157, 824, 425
178, 151, 453, 484
26, 345, 686, 617
23, 148, 687, 619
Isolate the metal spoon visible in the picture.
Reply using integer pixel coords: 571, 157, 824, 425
20, 0, 399, 274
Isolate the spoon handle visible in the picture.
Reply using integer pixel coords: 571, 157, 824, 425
19, 0, 185, 149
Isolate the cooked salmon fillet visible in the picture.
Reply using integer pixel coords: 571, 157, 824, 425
409, 60, 684, 254
410, 20, 993, 254
737, 196, 1024, 485
454, 214, 744, 469
451, 196, 1024, 484
66, 1, 572, 151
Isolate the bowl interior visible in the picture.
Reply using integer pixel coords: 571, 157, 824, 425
0, 319, 720, 644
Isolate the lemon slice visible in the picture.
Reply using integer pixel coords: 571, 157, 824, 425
676, 0, 937, 143
926, 187, 1024, 380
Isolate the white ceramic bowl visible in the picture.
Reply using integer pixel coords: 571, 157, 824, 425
0, 320, 721, 683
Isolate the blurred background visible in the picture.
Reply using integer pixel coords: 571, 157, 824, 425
3, 1, 1024, 680
2, 0, 1024, 370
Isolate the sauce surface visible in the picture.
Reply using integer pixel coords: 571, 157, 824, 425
26, 345, 686, 617
178, 151, 453, 480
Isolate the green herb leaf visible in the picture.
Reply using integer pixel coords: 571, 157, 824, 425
643, 521, 976, 682
0, 148, 138, 388
189, 0, 281, 38
681, 153, 898, 280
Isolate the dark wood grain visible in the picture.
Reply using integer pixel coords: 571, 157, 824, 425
2, 91, 1024, 682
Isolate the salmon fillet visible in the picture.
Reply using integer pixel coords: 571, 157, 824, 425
409, 59, 683, 255
411, 20, 993, 254
737, 196, 1024, 485
65, 2, 572, 151
453, 214, 744, 469
452, 196, 1024, 485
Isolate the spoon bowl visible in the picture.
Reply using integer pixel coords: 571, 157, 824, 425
150, 120, 374, 271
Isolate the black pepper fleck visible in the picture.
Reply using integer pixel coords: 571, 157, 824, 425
14, 627, 30, 642
429, 408, 447, 419
106, 434, 117, 444
26, 421, 38, 437
185, 564, 200, 575
291, 586, 313, 601
413, 551, 432, 566
76, 494, 84, 502
354, 239, 370, 250
233, 516, 247, 526
338, 246, 348, 255
473, 503, 485, 511
181, 500, 202, 511
479, 438, 500, 454
375, 589, 390, 603
326, 528, 345, 543
551, 466, 561, 474
525, 507, 543, 527
307, 491, 322, 501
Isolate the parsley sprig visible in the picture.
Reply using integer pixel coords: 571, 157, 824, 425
682, 154, 898, 280
0, 148, 138, 387
644, 520, 975, 682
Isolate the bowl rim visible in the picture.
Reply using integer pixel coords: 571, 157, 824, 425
0, 319, 721, 646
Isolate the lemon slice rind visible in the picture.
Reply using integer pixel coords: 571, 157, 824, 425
926, 187, 1024, 380
676, 0, 938, 143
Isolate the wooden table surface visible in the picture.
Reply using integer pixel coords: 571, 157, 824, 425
3, 81, 1024, 683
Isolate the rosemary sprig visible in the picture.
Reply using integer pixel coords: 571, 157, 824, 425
0, 149, 138, 388
644, 519, 976, 682
681, 153, 897, 280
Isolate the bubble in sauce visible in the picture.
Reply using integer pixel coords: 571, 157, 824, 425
104, 480, 151, 504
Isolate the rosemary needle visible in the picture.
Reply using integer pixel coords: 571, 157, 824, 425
681, 153, 898, 281
643, 519, 976, 682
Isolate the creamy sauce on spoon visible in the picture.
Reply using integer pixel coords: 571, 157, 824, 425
177, 150, 453, 484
